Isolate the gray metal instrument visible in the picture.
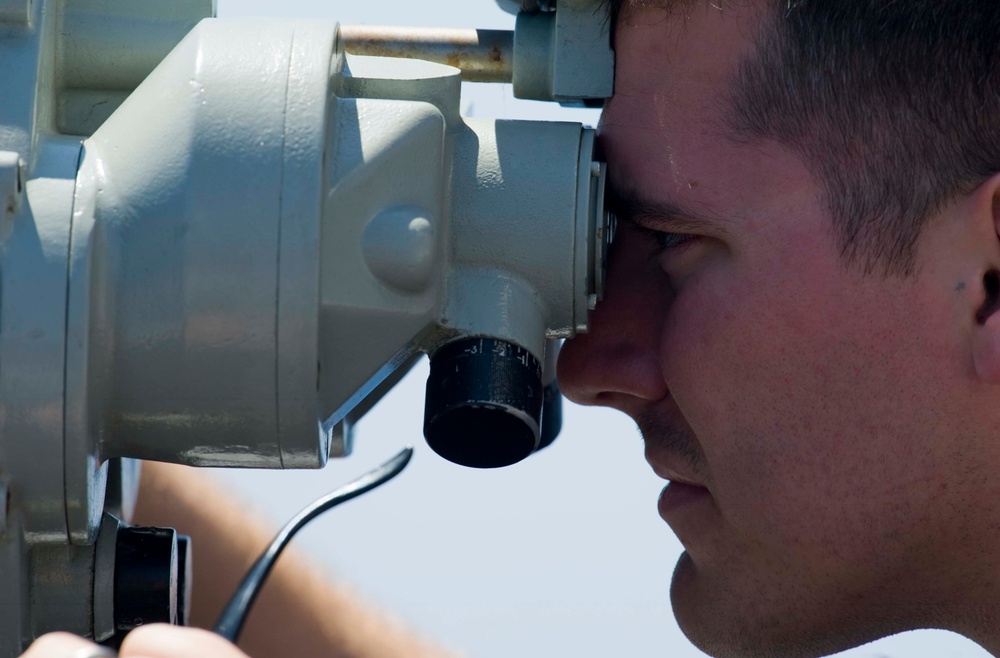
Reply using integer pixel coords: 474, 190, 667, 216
0, 0, 614, 651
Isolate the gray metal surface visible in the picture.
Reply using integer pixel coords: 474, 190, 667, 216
0, 0, 609, 650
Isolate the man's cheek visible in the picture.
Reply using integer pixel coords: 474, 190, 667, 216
661, 269, 804, 446
662, 277, 852, 532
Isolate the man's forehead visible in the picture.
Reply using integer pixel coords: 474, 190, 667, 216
598, 0, 807, 228
605, 1, 761, 128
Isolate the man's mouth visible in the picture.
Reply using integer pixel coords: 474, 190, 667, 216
646, 451, 712, 522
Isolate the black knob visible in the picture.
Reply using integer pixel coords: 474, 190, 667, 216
114, 525, 178, 632
424, 337, 542, 468
176, 535, 193, 627
536, 380, 563, 452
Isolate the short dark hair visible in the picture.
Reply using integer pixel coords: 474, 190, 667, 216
607, 1, 1000, 275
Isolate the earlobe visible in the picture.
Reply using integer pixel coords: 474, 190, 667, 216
973, 270, 1000, 383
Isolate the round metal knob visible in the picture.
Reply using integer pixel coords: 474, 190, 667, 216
424, 337, 542, 468
114, 525, 178, 632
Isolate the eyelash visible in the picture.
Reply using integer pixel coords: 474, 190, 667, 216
655, 231, 697, 251
607, 212, 700, 259
630, 223, 698, 254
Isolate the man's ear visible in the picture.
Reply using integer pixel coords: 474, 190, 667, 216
971, 173, 1000, 383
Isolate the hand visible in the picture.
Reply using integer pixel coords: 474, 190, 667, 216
23, 626, 252, 658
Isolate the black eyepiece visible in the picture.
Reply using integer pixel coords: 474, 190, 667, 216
424, 337, 543, 468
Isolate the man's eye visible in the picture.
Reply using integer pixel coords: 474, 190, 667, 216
656, 231, 697, 250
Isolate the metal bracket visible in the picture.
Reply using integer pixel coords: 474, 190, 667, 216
0, 151, 23, 240
512, 0, 614, 102
93, 514, 121, 642
0, 478, 9, 537
495, 0, 555, 13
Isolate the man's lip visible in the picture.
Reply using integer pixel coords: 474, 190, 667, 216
646, 454, 706, 489
658, 481, 712, 523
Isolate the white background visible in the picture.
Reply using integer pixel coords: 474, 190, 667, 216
212, 1, 992, 656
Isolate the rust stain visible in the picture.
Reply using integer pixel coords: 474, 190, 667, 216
352, 40, 397, 59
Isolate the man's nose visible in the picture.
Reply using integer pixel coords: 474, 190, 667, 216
557, 225, 670, 411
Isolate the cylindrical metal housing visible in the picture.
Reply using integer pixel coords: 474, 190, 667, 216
69, 19, 336, 468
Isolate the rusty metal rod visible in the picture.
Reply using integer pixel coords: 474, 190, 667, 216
339, 25, 514, 83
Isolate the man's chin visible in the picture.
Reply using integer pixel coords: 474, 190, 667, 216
669, 551, 745, 657
669, 551, 891, 658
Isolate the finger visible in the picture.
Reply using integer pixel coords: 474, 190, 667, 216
119, 625, 251, 658
21, 633, 103, 658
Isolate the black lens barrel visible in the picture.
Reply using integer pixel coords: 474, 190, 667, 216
424, 337, 543, 468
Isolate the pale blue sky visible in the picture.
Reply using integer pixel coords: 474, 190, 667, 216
212, 2, 992, 656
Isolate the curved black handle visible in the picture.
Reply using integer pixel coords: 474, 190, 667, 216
213, 446, 413, 642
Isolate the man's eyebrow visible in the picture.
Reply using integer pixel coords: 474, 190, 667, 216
605, 181, 728, 235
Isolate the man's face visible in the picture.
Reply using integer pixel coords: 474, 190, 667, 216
558, 4, 992, 656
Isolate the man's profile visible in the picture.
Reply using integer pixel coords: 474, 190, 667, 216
560, 1, 1000, 656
